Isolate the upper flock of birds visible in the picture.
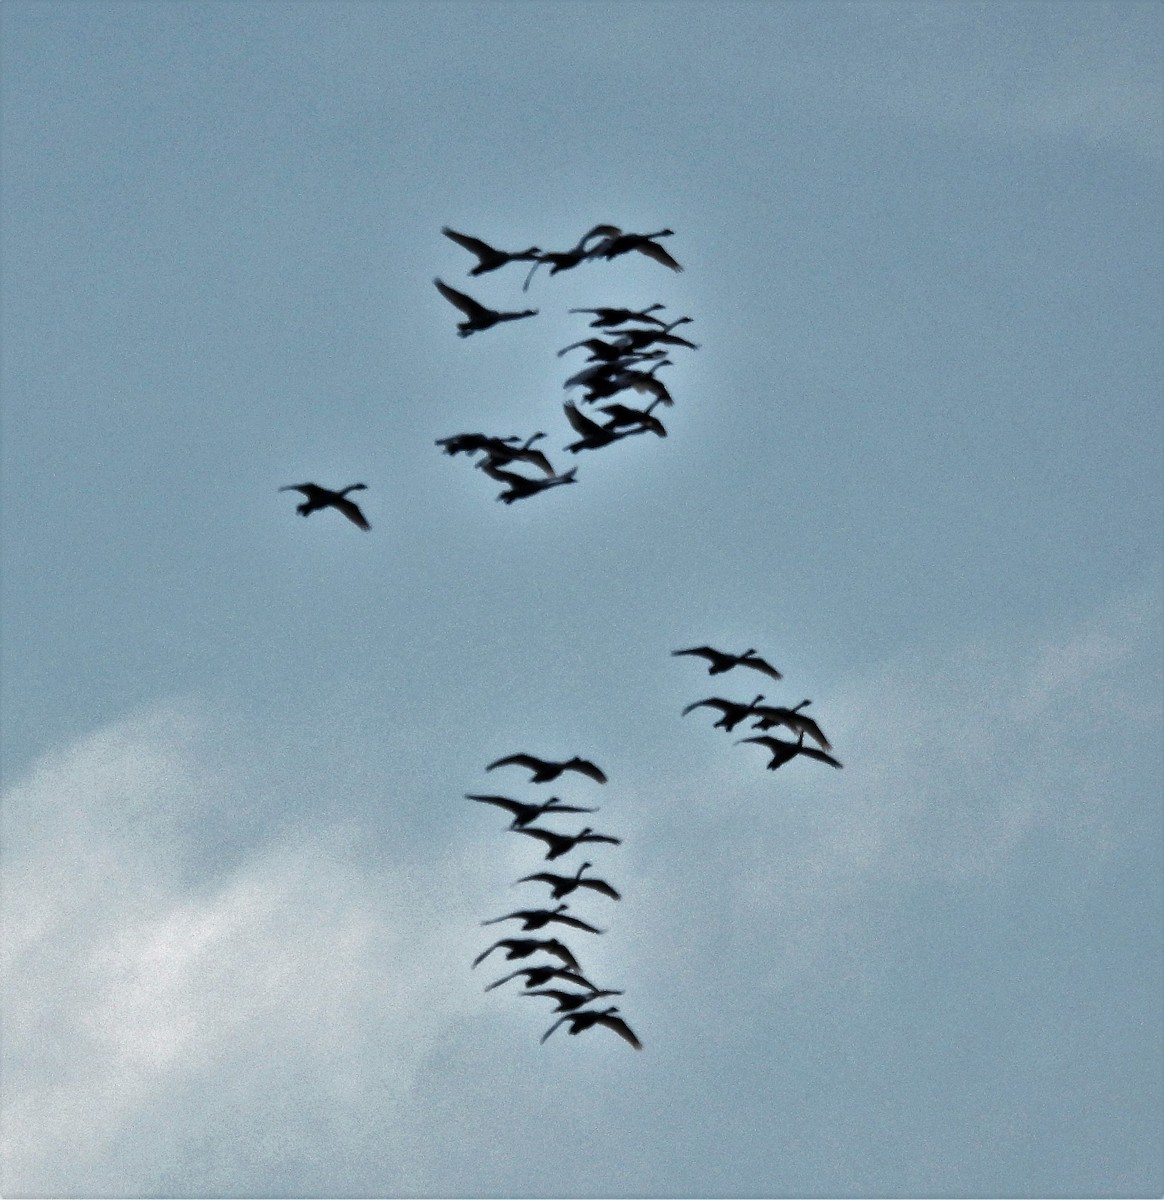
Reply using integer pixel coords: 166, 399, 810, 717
280, 224, 841, 1050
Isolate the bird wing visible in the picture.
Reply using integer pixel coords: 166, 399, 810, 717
486, 753, 547, 774
434, 278, 491, 319
540, 939, 582, 971
540, 1015, 569, 1044
333, 496, 371, 530
673, 646, 718, 665
563, 401, 604, 438
542, 800, 599, 816
549, 913, 605, 934
597, 1011, 643, 1048
278, 483, 316, 497
634, 241, 683, 271
579, 877, 622, 901
566, 757, 607, 784
441, 226, 497, 262
797, 745, 843, 769
514, 827, 558, 849
464, 794, 524, 818
681, 697, 731, 717
581, 831, 621, 846
740, 654, 783, 680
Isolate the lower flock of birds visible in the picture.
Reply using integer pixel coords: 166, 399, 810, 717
277, 225, 842, 1050
468, 753, 641, 1050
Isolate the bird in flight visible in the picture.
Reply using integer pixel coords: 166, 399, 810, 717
441, 226, 542, 275
672, 646, 783, 680
748, 700, 832, 750
590, 228, 682, 272
736, 733, 843, 771
279, 483, 370, 530
433, 278, 538, 336
514, 825, 622, 861
481, 904, 604, 934
569, 304, 670, 329
596, 399, 668, 438
522, 224, 622, 291
523, 987, 624, 1012
513, 861, 621, 901
483, 964, 599, 993
471, 937, 582, 972
486, 753, 607, 784
465, 793, 598, 829
681, 694, 767, 732
481, 463, 578, 504
540, 1005, 642, 1049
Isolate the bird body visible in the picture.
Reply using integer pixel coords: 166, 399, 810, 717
491, 465, 578, 504
569, 304, 669, 328
279, 483, 370, 530
522, 224, 622, 290
540, 1005, 642, 1049
486, 753, 607, 784
515, 825, 622, 861
682, 694, 766, 732
736, 733, 843, 770
434, 278, 537, 336
596, 400, 667, 438
592, 228, 682, 272
748, 701, 831, 749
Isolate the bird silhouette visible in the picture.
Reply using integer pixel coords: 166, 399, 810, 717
672, 646, 783, 680
279, 483, 370, 530
483, 463, 578, 504
569, 304, 670, 328
486, 753, 607, 784
736, 733, 843, 771
514, 825, 622, 861
596, 399, 667, 438
524, 987, 624, 1012
471, 937, 582, 972
465, 793, 597, 828
441, 226, 542, 275
522, 224, 622, 291
562, 401, 638, 453
681, 694, 766, 732
591, 228, 682, 272
481, 904, 604, 934
540, 1005, 642, 1049
748, 700, 831, 749
483, 964, 599, 993
433, 278, 537, 336
513, 861, 621, 901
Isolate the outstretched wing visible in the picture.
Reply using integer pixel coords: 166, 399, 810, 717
434, 277, 491, 319
596, 1011, 643, 1048
740, 653, 783, 681
333, 496, 371, 530
565, 757, 607, 784
441, 226, 497, 263
579, 876, 622, 901
464, 794, 524, 818
486, 752, 547, 774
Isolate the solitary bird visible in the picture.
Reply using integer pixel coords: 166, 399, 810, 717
748, 701, 831, 750
465, 793, 597, 828
513, 861, 621, 901
672, 646, 783, 680
471, 937, 582, 972
541, 1005, 642, 1050
484, 964, 599, 993
524, 987, 624, 1012
434, 278, 537, 336
736, 733, 843, 771
482, 904, 604, 934
515, 825, 622, 861
279, 483, 370, 530
441, 226, 542, 275
681, 694, 766, 732
486, 753, 607, 784
569, 304, 670, 328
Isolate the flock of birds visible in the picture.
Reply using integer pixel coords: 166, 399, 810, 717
277, 225, 842, 1050
468, 753, 641, 1050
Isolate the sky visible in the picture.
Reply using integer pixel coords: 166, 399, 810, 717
2, 2, 1162, 1196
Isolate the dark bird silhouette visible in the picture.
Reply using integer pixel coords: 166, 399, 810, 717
436, 432, 523, 457
471, 937, 582, 972
748, 700, 831, 750
524, 987, 624, 1012
484, 964, 599, 993
592, 228, 682, 272
563, 400, 637, 453
279, 483, 370, 530
596, 399, 667, 438
434, 278, 537, 336
478, 434, 556, 478
442, 226, 542, 275
605, 320, 698, 354
486, 753, 607, 784
482, 903, 604, 934
513, 861, 621, 901
522, 224, 622, 291
541, 1005, 642, 1049
515, 825, 622, 861
562, 352, 668, 393
575, 359, 675, 406
483, 463, 578, 504
736, 733, 843, 771
569, 304, 670, 328
682, 693, 766, 732
465, 793, 597, 828
672, 646, 783, 680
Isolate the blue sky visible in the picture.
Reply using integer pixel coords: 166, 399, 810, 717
2, 2, 1161, 1196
